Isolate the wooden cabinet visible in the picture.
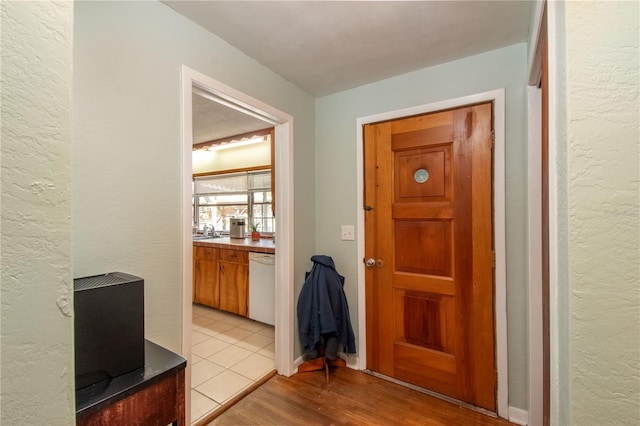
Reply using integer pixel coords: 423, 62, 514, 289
219, 262, 248, 316
193, 244, 248, 317
193, 246, 219, 307
219, 249, 248, 316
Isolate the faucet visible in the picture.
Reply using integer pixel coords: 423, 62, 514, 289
203, 224, 214, 237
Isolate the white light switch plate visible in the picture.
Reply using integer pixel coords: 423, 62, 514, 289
341, 225, 355, 241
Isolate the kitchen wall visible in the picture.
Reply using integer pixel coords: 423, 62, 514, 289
192, 140, 271, 174
1, 1, 75, 424
315, 43, 529, 410
73, 1, 316, 354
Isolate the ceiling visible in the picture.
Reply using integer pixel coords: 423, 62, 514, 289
192, 92, 270, 144
173, 0, 534, 143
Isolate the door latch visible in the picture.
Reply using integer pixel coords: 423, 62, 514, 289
365, 258, 384, 268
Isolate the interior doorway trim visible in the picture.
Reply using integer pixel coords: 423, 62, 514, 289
527, 85, 544, 426
180, 66, 295, 422
355, 89, 508, 419
526, 2, 547, 425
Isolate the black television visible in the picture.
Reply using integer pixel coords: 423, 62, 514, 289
74, 272, 145, 390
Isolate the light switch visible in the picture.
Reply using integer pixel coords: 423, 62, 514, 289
341, 225, 355, 241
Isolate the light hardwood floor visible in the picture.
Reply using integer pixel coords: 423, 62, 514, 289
208, 365, 515, 425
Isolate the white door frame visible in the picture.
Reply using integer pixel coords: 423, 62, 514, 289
526, 2, 548, 425
355, 89, 509, 419
180, 66, 295, 423
527, 85, 544, 426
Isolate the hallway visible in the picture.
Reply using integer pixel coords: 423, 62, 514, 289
208, 365, 515, 425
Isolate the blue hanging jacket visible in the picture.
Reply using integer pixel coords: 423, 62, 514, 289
297, 255, 356, 355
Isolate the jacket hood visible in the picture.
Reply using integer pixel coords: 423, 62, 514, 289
310, 255, 336, 269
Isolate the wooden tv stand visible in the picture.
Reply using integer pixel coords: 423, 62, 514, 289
76, 340, 186, 425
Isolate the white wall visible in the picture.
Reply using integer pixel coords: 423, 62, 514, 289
0, 1, 75, 424
192, 141, 271, 174
562, 1, 639, 424
315, 43, 530, 409
73, 1, 316, 353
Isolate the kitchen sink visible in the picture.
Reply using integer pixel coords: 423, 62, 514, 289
193, 235, 217, 240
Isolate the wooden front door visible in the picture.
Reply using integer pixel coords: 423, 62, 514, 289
364, 103, 496, 411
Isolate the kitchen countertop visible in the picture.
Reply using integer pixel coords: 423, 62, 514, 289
193, 236, 275, 254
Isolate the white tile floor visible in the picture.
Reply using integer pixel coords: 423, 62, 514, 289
191, 304, 275, 424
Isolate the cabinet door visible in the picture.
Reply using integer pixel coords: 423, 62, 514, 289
219, 262, 248, 316
194, 258, 219, 308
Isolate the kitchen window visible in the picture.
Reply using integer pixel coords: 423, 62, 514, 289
193, 170, 274, 234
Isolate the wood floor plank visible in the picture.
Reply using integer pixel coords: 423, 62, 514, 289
209, 367, 514, 425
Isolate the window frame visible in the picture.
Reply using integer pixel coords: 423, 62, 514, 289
193, 169, 274, 236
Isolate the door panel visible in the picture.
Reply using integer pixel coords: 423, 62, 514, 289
394, 220, 452, 276
364, 103, 495, 411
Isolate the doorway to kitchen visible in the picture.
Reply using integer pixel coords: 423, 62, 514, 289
181, 66, 294, 424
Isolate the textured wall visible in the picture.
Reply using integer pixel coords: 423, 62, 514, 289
565, 1, 640, 424
315, 44, 529, 409
73, 1, 316, 353
1, 1, 75, 423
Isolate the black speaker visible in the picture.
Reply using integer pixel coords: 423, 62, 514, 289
74, 272, 144, 390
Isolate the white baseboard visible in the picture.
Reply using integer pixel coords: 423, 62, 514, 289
293, 354, 305, 372
509, 406, 529, 425
340, 352, 359, 369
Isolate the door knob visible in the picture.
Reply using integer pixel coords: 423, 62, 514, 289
365, 258, 376, 268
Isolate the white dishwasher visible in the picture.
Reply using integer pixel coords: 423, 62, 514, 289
249, 253, 275, 326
